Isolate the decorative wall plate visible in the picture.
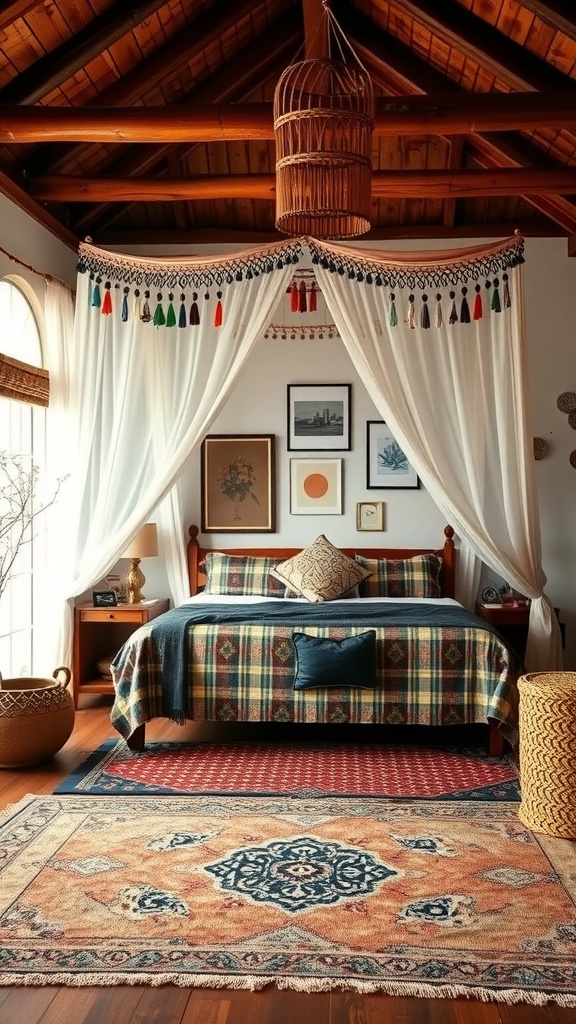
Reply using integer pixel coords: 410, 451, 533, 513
556, 391, 576, 414
481, 585, 501, 604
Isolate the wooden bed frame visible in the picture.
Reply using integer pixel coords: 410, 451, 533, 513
127, 524, 505, 756
186, 524, 457, 599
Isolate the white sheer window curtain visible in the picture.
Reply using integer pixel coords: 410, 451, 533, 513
312, 235, 562, 671
54, 242, 298, 669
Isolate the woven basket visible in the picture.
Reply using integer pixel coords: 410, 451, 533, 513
517, 671, 576, 838
0, 668, 74, 768
274, 57, 374, 239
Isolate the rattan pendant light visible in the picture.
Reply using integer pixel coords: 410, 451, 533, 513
273, 1, 375, 239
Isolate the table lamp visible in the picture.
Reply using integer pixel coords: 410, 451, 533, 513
122, 522, 158, 603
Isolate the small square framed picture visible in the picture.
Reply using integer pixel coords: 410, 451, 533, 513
356, 501, 384, 531
287, 384, 351, 451
290, 458, 343, 515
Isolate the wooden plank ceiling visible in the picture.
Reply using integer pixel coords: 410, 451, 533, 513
0, 0, 575, 247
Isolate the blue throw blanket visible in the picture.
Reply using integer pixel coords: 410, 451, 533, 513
142, 600, 513, 722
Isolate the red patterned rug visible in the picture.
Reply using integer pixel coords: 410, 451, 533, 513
56, 739, 519, 799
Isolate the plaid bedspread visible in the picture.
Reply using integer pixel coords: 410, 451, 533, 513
110, 601, 521, 743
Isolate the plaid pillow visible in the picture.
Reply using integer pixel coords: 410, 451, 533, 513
355, 553, 442, 599
202, 552, 286, 598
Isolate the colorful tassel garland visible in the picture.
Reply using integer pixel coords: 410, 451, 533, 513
308, 282, 317, 312
166, 293, 176, 328
190, 293, 200, 325
389, 293, 398, 327
407, 294, 415, 329
178, 293, 187, 328
491, 278, 501, 312
153, 293, 165, 327
449, 290, 458, 324
436, 293, 444, 328
91, 279, 101, 307
420, 294, 430, 329
298, 281, 307, 312
121, 288, 129, 322
290, 281, 299, 312
460, 286, 470, 323
214, 291, 223, 327
101, 283, 112, 315
503, 272, 511, 307
473, 284, 482, 320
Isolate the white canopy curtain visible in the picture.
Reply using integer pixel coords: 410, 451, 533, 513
310, 234, 562, 671
54, 240, 299, 670
56, 232, 560, 675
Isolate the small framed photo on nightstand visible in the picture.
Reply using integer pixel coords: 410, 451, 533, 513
356, 501, 384, 531
92, 590, 118, 607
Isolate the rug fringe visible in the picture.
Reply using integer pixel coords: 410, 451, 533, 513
3, 972, 576, 1005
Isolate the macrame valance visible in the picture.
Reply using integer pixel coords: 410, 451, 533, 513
76, 238, 304, 327
0, 352, 49, 407
77, 234, 524, 331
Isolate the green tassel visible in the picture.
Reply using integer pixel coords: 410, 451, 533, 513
153, 293, 166, 327
166, 293, 176, 327
91, 280, 101, 307
389, 293, 398, 327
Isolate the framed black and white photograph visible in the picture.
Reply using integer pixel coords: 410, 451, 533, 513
366, 420, 420, 489
287, 384, 351, 451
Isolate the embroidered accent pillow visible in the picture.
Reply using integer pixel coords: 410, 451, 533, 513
292, 630, 378, 690
355, 552, 442, 599
201, 552, 286, 598
270, 535, 372, 602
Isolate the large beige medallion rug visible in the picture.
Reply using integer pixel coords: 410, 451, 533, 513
1, 793, 575, 1005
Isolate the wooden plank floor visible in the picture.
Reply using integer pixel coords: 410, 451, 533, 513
0, 697, 573, 1024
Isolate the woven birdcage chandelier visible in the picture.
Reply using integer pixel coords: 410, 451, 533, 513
273, 2, 375, 240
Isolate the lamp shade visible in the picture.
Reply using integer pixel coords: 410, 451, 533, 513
123, 522, 158, 560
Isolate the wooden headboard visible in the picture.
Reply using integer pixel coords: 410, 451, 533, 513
186, 525, 456, 599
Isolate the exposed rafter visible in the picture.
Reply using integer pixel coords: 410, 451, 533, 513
3, 93, 576, 143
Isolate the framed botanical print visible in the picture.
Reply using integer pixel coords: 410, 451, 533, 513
201, 434, 275, 532
290, 458, 343, 514
366, 420, 420, 489
287, 383, 351, 451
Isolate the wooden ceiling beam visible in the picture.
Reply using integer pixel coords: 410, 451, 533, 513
343, 6, 576, 234
0, 1, 42, 33
0, 0, 169, 105
4, 92, 576, 144
515, 1, 576, 42
29, 168, 576, 202
386, 0, 572, 90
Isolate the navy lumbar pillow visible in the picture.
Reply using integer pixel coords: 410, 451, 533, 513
292, 630, 377, 690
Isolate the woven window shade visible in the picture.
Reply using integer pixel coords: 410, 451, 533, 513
0, 352, 49, 407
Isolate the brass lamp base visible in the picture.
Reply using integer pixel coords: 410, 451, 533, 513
125, 558, 146, 604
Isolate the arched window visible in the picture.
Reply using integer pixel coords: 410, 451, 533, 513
0, 279, 47, 677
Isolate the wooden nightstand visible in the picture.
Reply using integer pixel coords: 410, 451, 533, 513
72, 598, 170, 707
475, 602, 531, 659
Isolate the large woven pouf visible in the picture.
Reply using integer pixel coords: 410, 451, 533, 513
517, 671, 576, 839
0, 667, 75, 768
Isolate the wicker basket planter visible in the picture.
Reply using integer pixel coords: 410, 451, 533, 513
0, 667, 74, 768
517, 671, 576, 839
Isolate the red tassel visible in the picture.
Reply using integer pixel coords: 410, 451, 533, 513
290, 281, 299, 312
101, 285, 112, 315
308, 282, 317, 311
473, 285, 483, 320
298, 281, 307, 312
214, 291, 223, 327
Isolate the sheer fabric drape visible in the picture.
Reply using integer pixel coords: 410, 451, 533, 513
54, 244, 295, 668
313, 237, 561, 670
